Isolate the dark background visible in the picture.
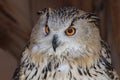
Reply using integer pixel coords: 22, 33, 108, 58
0, 0, 120, 80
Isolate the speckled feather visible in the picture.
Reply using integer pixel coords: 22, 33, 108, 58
13, 7, 119, 80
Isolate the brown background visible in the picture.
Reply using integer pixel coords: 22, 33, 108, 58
0, 0, 120, 80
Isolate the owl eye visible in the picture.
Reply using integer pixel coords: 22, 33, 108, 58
65, 27, 76, 36
45, 25, 50, 35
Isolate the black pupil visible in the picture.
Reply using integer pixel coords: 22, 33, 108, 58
68, 28, 73, 33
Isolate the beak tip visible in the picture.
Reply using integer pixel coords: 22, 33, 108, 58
53, 47, 56, 52
53, 44, 57, 52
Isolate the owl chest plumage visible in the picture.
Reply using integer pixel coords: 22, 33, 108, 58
17, 52, 118, 80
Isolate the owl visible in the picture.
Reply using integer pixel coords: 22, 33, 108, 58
13, 7, 119, 80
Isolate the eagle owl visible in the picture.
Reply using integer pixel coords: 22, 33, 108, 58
13, 7, 119, 80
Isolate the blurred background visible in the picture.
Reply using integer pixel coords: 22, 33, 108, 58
0, 0, 120, 80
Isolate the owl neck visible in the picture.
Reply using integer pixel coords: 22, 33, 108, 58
24, 50, 101, 70
22, 40, 110, 69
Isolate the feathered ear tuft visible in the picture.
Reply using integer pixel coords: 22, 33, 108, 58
37, 8, 52, 16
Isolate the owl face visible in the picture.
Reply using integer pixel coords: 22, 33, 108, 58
30, 7, 101, 58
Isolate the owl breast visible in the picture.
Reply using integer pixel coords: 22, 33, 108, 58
20, 55, 113, 80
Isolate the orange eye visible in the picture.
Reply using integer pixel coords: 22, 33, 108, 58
45, 25, 50, 35
65, 27, 76, 36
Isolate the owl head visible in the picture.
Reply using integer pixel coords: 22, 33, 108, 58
30, 7, 101, 58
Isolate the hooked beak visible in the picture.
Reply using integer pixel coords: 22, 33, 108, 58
52, 35, 60, 52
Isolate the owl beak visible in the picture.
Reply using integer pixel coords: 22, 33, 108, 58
52, 35, 60, 52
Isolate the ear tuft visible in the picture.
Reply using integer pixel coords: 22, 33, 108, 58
37, 8, 52, 16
